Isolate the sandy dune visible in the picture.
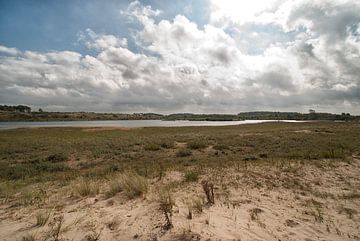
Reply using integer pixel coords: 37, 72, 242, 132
1, 157, 359, 241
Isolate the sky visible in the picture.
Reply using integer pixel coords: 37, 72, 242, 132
0, 0, 359, 114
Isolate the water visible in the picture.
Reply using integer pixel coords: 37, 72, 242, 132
0, 119, 302, 130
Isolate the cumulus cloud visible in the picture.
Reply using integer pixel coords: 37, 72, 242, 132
78, 29, 128, 50
0, 0, 359, 113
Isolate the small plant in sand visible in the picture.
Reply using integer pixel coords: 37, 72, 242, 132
83, 230, 102, 241
201, 180, 215, 205
157, 190, 175, 230
36, 210, 51, 226
22, 233, 36, 241
20, 187, 47, 206
118, 171, 148, 199
186, 197, 203, 219
74, 179, 99, 197
47, 215, 66, 241
184, 170, 200, 182
249, 208, 263, 221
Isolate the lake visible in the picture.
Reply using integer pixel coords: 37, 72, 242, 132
0, 120, 304, 130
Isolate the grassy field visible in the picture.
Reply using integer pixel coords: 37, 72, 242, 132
1, 122, 359, 184
0, 121, 359, 240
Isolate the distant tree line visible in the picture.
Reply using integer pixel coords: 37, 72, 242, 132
164, 113, 243, 121
237, 111, 357, 121
0, 105, 359, 122
0, 105, 31, 113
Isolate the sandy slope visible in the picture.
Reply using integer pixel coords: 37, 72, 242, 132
1, 158, 359, 241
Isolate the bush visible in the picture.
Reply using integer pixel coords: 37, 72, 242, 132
187, 139, 208, 150
159, 139, 175, 149
213, 144, 229, 151
144, 143, 161, 151
46, 153, 68, 162
176, 148, 192, 157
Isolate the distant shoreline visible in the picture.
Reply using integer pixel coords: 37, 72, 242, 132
0, 109, 359, 122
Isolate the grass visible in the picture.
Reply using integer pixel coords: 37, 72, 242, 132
21, 233, 36, 241
0, 122, 359, 204
184, 170, 200, 182
187, 139, 208, 150
36, 210, 51, 226
144, 143, 161, 151
74, 179, 100, 197
116, 172, 148, 199
105, 178, 123, 198
157, 189, 175, 229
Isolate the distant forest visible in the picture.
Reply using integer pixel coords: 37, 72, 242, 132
0, 105, 359, 122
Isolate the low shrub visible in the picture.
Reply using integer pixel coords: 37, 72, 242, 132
46, 153, 68, 162
144, 143, 161, 151
176, 148, 192, 157
187, 139, 208, 150
184, 170, 199, 182
159, 139, 175, 149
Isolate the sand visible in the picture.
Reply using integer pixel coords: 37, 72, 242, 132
1, 158, 359, 241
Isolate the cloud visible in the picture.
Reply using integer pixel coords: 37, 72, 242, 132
0, 45, 20, 55
0, 0, 359, 114
78, 29, 128, 50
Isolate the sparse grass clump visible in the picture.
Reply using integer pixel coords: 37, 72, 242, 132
202, 180, 215, 205
157, 190, 174, 229
47, 215, 66, 241
36, 210, 51, 226
184, 170, 200, 182
116, 172, 148, 199
176, 148, 192, 157
105, 179, 123, 198
74, 179, 99, 197
22, 233, 36, 241
20, 187, 47, 206
187, 139, 208, 150
186, 197, 203, 219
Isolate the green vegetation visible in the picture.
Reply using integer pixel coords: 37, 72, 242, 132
184, 170, 200, 182
187, 139, 208, 149
0, 104, 31, 113
74, 179, 100, 197
176, 148, 192, 157
0, 122, 359, 203
164, 113, 243, 121
2, 104, 358, 121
